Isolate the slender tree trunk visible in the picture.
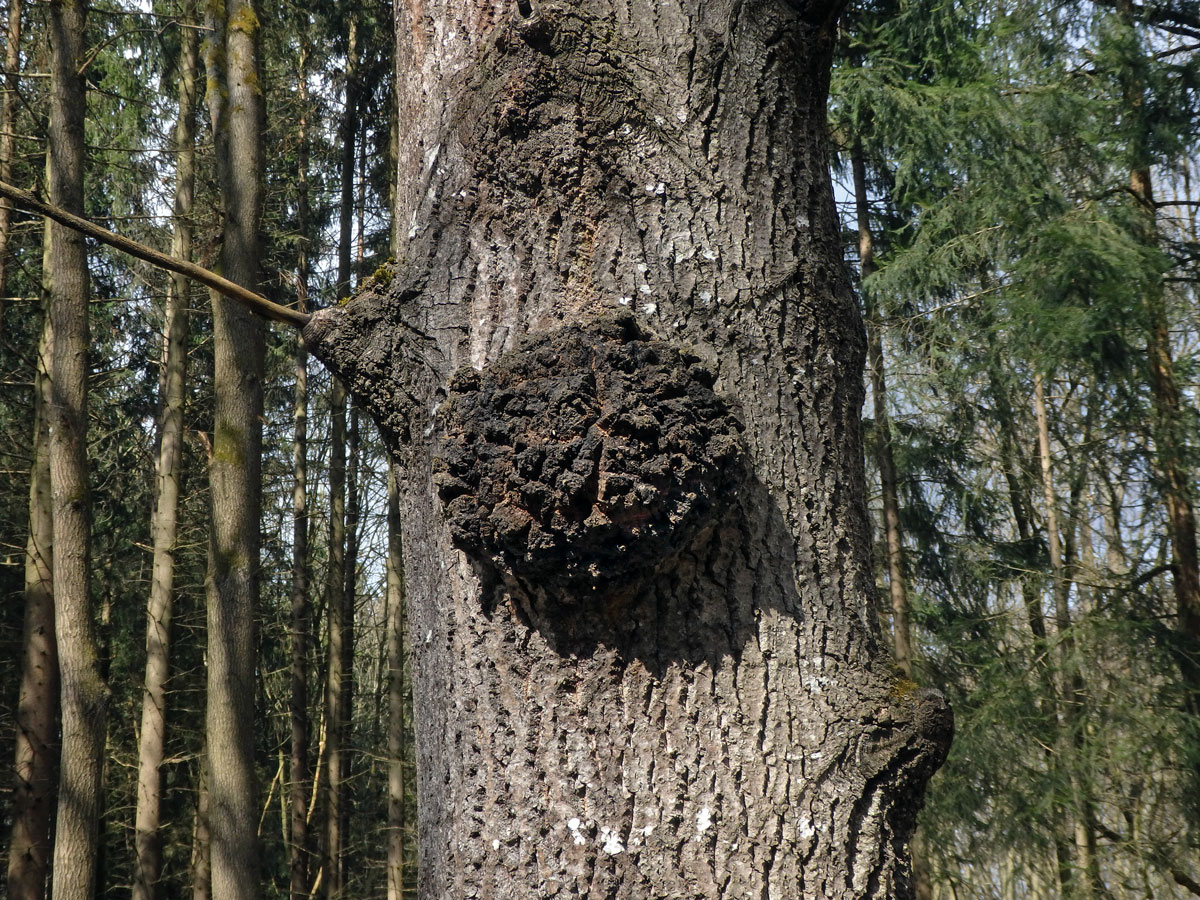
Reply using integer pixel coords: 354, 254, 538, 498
302, 2, 952, 896
191, 761, 211, 900
133, 17, 197, 900
324, 20, 358, 896
850, 144, 912, 678
0, 0, 19, 339
7, 295, 59, 900
289, 42, 313, 900
851, 142, 928, 900
1033, 374, 1101, 900
385, 467, 406, 900
340, 403, 359, 875
202, 0, 266, 896
46, 3, 107, 898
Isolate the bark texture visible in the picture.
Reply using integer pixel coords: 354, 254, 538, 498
202, 0, 265, 895
47, 2, 108, 898
8, 304, 59, 900
305, 1, 952, 896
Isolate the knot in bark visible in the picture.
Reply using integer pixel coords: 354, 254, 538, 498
433, 315, 744, 603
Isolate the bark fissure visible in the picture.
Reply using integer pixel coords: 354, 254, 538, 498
305, 2, 950, 896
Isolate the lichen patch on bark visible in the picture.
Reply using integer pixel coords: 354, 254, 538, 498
433, 314, 744, 602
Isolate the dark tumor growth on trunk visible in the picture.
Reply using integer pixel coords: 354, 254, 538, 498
434, 315, 744, 602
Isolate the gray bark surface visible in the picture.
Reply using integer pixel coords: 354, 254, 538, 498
47, 2, 108, 898
305, 1, 952, 896
202, 0, 265, 895
8, 304, 59, 900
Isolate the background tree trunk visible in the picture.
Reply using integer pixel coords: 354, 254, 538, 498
304, 1, 952, 897
46, 2, 107, 898
385, 466, 406, 900
132, 16, 197, 899
202, 0, 266, 895
7, 297, 58, 900
289, 40, 313, 900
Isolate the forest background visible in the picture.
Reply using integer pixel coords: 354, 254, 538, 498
2, 0, 1200, 898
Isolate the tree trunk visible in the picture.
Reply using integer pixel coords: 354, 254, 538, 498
324, 21, 359, 894
202, 0, 266, 895
289, 41, 313, 900
191, 760, 211, 900
386, 466, 406, 900
303, 2, 952, 897
850, 144, 912, 678
7, 295, 59, 900
46, 2, 108, 898
1033, 374, 1101, 900
133, 16, 197, 900
1115, 0, 1200, 730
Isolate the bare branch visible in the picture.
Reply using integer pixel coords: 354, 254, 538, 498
0, 177, 310, 329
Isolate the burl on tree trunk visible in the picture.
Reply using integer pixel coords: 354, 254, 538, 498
304, 0, 951, 896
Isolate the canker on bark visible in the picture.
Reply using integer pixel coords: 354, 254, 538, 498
303, 0, 952, 896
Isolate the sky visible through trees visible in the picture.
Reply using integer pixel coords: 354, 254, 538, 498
0, 0, 1199, 898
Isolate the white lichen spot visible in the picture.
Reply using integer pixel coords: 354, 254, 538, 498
798, 817, 816, 840
796, 212, 810, 229
810, 751, 823, 760
639, 283, 653, 295
424, 629, 432, 645
702, 249, 719, 261
675, 109, 687, 123
491, 839, 500, 850
655, 182, 666, 195
641, 824, 655, 837
654, 115, 665, 126
621, 123, 633, 135
698, 290, 712, 303
641, 302, 657, 315
645, 183, 657, 193
696, 807, 713, 839
637, 262, 649, 273
619, 295, 632, 306
567, 817, 586, 846
600, 826, 624, 855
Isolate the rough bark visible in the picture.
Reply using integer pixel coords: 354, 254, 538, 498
46, 2, 108, 899
133, 17, 197, 900
386, 466, 407, 900
303, 2, 951, 897
7, 293, 59, 900
202, 0, 265, 895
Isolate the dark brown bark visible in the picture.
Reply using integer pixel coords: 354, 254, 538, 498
7, 301, 59, 900
46, 2, 107, 898
304, 2, 951, 897
202, 0, 265, 895
133, 17, 197, 900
